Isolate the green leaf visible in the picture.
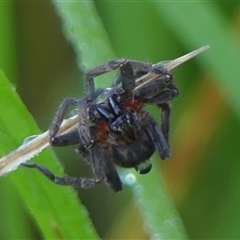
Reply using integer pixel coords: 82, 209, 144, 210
131, 164, 187, 239
0, 70, 99, 239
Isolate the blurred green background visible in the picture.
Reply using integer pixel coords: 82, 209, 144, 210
1, 1, 240, 239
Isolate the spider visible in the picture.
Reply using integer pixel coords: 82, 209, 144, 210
22, 59, 179, 192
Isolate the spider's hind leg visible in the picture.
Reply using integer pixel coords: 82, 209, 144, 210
21, 162, 102, 188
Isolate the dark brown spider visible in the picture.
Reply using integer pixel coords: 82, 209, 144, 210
22, 59, 179, 192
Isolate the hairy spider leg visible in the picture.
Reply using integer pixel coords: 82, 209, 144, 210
141, 110, 170, 160
48, 97, 79, 141
141, 82, 179, 145
21, 162, 100, 188
48, 88, 104, 142
86, 59, 126, 96
86, 58, 171, 97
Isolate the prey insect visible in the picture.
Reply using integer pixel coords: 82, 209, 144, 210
22, 59, 178, 192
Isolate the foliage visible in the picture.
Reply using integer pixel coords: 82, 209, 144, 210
0, 1, 240, 239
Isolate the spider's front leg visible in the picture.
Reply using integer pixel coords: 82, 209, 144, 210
86, 59, 126, 96
113, 61, 135, 97
49, 97, 94, 148
48, 97, 79, 142
113, 59, 158, 96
